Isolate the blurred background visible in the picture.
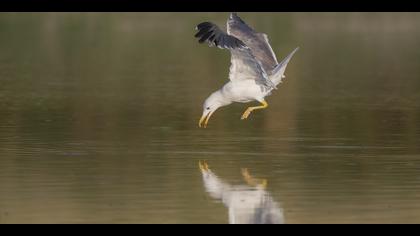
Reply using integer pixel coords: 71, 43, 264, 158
0, 12, 419, 223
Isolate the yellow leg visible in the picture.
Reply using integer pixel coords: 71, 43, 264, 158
241, 168, 267, 189
241, 100, 268, 120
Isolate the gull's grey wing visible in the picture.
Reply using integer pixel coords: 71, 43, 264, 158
227, 13, 279, 74
195, 22, 276, 90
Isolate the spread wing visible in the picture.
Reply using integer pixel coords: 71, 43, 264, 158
227, 13, 279, 74
195, 22, 276, 90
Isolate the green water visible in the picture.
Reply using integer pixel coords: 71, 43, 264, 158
0, 13, 419, 223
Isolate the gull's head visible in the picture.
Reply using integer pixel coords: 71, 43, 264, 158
199, 91, 230, 128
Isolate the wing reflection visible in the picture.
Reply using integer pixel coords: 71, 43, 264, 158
199, 161, 284, 224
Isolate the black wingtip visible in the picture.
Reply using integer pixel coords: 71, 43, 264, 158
194, 21, 246, 49
196, 22, 212, 30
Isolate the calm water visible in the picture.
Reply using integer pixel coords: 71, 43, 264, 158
0, 13, 420, 223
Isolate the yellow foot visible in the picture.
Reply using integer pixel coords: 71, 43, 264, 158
199, 160, 210, 172
241, 101, 268, 120
241, 168, 267, 189
241, 108, 253, 120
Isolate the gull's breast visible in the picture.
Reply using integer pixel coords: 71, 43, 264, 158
222, 81, 266, 103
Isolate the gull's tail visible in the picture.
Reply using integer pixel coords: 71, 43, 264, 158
270, 47, 299, 86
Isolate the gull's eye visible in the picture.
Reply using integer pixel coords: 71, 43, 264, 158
206, 107, 210, 110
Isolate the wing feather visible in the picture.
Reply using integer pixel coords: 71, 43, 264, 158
195, 21, 276, 89
227, 13, 279, 73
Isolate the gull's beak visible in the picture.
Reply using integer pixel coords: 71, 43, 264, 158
198, 110, 214, 128
199, 114, 206, 128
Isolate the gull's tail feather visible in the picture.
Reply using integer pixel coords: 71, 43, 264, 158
271, 47, 299, 86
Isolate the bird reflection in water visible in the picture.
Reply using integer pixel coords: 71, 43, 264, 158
199, 161, 284, 224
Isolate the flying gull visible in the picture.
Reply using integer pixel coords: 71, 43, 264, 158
195, 13, 299, 128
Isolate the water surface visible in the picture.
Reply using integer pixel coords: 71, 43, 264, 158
0, 13, 420, 223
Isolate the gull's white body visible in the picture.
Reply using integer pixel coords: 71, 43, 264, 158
206, 61, 290, 109
221, 80, 269, 104
196, 13, 298, 127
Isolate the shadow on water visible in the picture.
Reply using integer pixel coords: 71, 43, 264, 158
198, 161, 284, 224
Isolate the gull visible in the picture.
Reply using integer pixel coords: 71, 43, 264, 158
195, 13, 299, 128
